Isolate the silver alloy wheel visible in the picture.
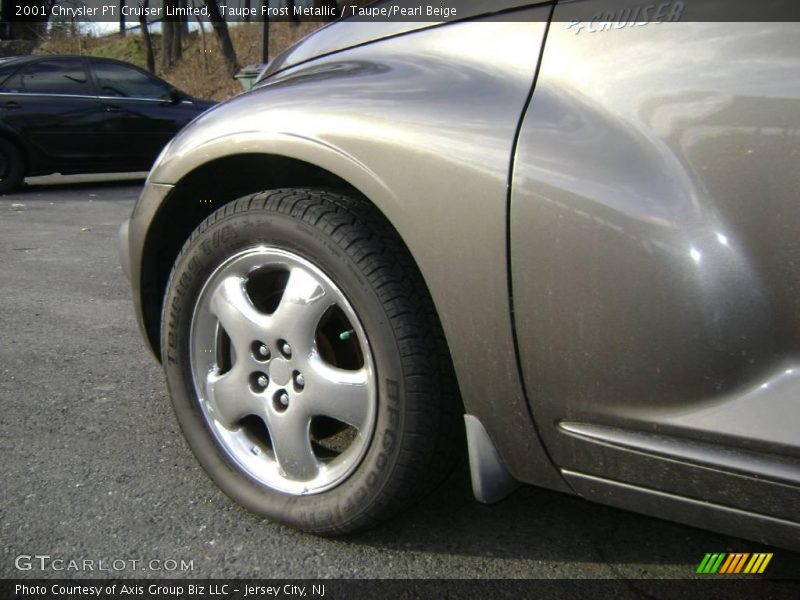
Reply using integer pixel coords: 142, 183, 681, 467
189, 246, 377, 495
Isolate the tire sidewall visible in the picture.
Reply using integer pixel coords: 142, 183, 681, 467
162, 205, 406, 533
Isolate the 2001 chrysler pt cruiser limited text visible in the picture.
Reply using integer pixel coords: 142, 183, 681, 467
119, 0, 800, 548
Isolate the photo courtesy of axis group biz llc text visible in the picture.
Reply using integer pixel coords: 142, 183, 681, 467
1, 0, 800, 598
15, 583, 327, 597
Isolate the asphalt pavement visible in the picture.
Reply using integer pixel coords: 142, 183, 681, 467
1, 175, 798, 582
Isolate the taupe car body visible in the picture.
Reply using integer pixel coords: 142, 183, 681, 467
120, 0, 800, 547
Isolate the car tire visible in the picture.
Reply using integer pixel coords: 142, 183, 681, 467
0, 139, 24, 194
161, 188, 463, 534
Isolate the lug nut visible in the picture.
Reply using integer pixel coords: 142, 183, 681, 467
294, 372, 305, 389
281, 342, 292, 358
252, 341, 270, 361
250, 372, 269, 393
272, 390, 290, 413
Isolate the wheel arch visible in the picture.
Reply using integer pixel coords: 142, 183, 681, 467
139, 152, 393, 359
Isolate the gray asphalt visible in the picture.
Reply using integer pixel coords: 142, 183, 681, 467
0, 175, 797, 581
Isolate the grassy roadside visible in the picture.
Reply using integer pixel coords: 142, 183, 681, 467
36, 22, 320, 101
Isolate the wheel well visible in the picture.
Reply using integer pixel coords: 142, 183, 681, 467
140, 154, 364, 359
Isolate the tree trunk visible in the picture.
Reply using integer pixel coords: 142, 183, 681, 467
161, 15, 173, 70
204, 0, 240, 78
139, 0, 156, 73
287, 0, 300, 25
119, 0, 126, 36
161, 0, 183, 71
192, 0, 209, 73
261, 16, 268, 63
171, 18, 183, 63
180, 0, 190, 36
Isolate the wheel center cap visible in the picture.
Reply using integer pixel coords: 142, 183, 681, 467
269, 357, 292, 386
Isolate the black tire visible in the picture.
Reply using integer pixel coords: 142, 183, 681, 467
161, 188, 463, 535
0, 138, 24, 194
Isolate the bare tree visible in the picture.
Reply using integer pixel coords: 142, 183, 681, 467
6, 0, 54, 43
180, 0, 190, 36
161, 21, 173, 70
139, 0, 155, 73
171, 16, 183, 63
191, 0, 210, 73
286, 0, 300, 25
204, 0, 240, 78
161, 0, 183, 71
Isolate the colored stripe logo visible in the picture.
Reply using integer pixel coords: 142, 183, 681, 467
696, 553, 773, 574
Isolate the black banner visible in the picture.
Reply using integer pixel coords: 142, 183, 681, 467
3, 0, 800, 24
3, 579, 800, 600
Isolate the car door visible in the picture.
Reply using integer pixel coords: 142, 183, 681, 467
0, 57, 107, 169
90, 59, 201, 169
510, 15, 800, 536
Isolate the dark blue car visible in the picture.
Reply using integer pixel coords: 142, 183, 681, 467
0, 54, 215, 193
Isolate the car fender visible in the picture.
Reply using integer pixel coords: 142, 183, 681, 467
136, 11, 569, 491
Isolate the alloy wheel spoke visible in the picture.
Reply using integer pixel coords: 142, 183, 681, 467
209, 276, 270, 351
271, 267, 334, 351
205, 367, 264, 428
305, 359, 372, 430
267, 413, 319, 482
